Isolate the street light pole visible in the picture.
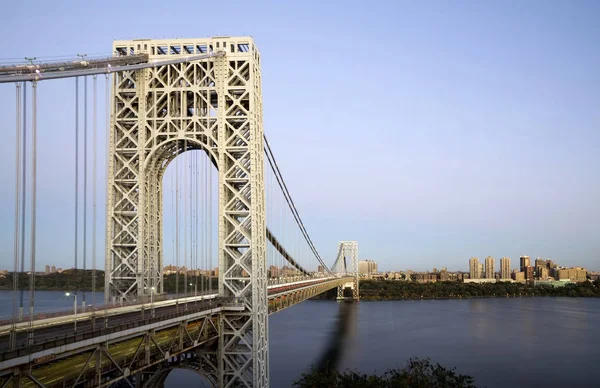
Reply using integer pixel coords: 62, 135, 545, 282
65, 292, 77, 332
150, 287, 155, 318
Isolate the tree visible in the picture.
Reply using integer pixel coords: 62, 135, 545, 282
294, 357, 477, 388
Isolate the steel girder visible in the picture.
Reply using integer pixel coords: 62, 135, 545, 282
0, 312, 223, 387
105, 37, 268, 387
268, 277, 354, 314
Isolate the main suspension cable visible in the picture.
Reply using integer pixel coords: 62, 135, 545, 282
263, 135, 332, 274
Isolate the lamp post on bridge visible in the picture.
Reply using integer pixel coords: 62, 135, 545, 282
190, 282, 197, 306
144, 286, 155, 318
65, 292, 77, 332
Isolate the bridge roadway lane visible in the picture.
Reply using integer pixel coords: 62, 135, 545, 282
0, 277, 339, 355
0, 297, 220, 353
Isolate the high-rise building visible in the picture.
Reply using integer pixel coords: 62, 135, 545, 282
520, 255, 530, 272
51, 265, 56, 273
535, 258, 546, 279
525, 266, 535, 281
45, 265, 50, 274
485, 256, 495, 279
317, 265, 324, 273
500, 257, 511, 279
358, 260, 377, 275
478, 263, 484, 279
469, 257, 480, 279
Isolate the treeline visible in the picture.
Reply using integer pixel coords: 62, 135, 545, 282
314, 279, 600, 300
294, 357, 477, 388
361, 279, 600, 299
0, 270, 105, 292
0, 271, 218, 294
162, 273, 218, 294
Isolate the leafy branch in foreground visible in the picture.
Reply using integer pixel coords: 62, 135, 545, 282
294, 357, 477, 388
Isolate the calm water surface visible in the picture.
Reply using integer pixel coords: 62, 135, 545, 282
169, 297, 600, 387
1, 292, 597, 387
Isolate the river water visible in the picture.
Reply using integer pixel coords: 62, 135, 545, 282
169, 297, 600, 387
1, 292, 597, 387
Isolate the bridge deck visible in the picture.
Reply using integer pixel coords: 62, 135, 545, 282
0, 276, 350, 387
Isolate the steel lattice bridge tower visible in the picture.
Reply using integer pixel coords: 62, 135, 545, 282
0, 37, 360, 388
106, 38, 269, 386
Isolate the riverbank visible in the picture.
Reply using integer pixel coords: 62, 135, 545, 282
0, 271, 216, 293
313, 279, 600, 300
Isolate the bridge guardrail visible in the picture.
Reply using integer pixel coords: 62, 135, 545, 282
0, 299, 224, 362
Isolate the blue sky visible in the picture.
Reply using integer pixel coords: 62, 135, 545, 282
0, 0, 598, 272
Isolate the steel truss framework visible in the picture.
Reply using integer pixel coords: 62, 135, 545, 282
0, 306, 230, 387
0, 278, 353, 387
105, 37, 268, 387
333, 241, 359, 300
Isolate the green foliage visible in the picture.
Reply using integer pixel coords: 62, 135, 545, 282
294, 357, 477, 388
356, 279, 600, 300
0, 271, 219, 294
313, 280, 600, 301
0, 270, 104, 292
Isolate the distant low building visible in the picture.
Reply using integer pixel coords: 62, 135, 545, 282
463, 278, 497, 284
414, 272, 437, 283
556, 267, 587, 282
512, 271, 525, 282
534, 280, 572, 287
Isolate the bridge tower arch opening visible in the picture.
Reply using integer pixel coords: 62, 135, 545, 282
105, 37, 268, 387
139, 352, 216, 388
334, 241, 359, 301
158, 146, 219, 297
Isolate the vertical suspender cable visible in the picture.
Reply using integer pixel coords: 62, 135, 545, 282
104, 74, 110, 308
74, 77, 79, 273
184, 144, 188, 298
28, 80, 38, 344
195, 152, 199, 294
201, 154, 206, 293
83, 76, 88, 311
207, 150, 211, 293
183, 145, 192, 298
175, 154, 179, 299
171, 165, 175, 294
206, 58, 212, 294
11, 82, 22, 350
92, 75, 97, 306
19, 83, 27, 321
189, 155, 192, 297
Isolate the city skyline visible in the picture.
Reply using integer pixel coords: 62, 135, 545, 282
5, 251, 595, 275
1, 0, 599, 273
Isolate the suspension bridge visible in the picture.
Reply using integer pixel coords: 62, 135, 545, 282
0, 37, 359, 387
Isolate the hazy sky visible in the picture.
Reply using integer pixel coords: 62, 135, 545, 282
0, 0, 598, 273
